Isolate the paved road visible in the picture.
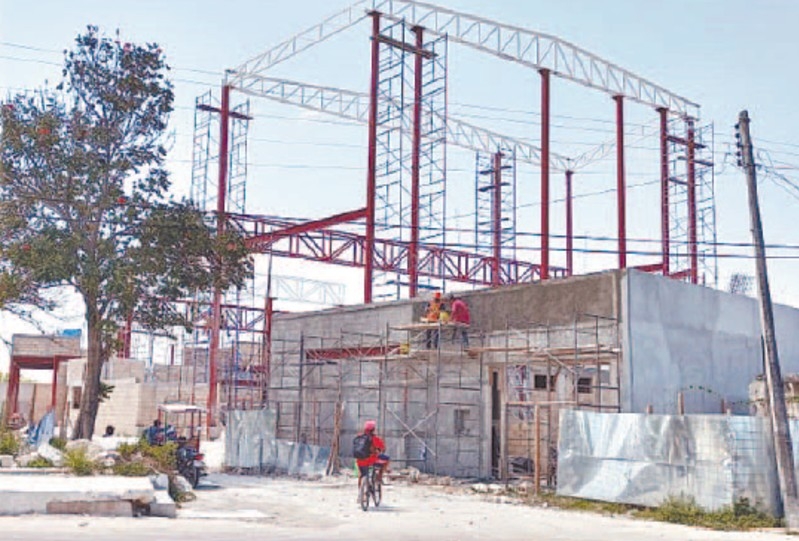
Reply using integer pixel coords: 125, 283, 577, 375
1, 474, 795, 540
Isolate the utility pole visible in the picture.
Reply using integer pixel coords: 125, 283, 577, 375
737, 110, 799, 526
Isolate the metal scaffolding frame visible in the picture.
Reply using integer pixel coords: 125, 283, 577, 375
475, 150, 517, 264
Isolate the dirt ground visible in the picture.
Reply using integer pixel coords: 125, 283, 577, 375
1, 473, 797, 540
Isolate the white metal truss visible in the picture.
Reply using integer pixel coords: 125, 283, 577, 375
270, 275, 346, 306
234, 75, 571, 170
370, 0, 699, 118
229, 1, 370, 87
230, 0, 698, 118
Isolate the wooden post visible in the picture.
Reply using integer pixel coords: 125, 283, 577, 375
534, 404, 541, 495
677, 392, 685, 415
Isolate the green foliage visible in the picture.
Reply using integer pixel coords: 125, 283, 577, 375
114, 439, 176, 474
116, 441, 139, 460
533, 492, 635, 515
48, 436, 67, 452
635, 497, 781, 531
0, 25, 252, 439
63, 448, 99, 476
0, 430, 20, 455
27, 456, 54, 468
98, 382, 115, 403
112, 461, 151, 476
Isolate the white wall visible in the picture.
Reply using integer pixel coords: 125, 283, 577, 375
622, 271, 799, 414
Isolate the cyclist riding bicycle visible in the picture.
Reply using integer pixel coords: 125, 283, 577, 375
355, 420, 390, 488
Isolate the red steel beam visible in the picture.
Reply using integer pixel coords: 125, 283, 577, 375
245, 207, 366, 249
208, 83, 231, 429
565, 170, 574, 277
492, 151, 502, 287
658, 107, 670, 275
686, 118, 698, 284
540, 68, 551, 280
231, 213, 567, 285
409, 26, 424, 298
364, 12, 381, 305
614, 95, 627, 269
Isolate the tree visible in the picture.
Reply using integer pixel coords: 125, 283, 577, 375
0, 27, 252, 439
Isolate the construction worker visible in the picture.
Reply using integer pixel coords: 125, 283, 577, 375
424, 291, 443, 349
448, 293, 471, 347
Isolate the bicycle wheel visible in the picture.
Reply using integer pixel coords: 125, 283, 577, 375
373, 477, 382, 507
359, 478, 370, 512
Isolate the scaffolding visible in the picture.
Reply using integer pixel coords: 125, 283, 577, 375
474, 315, 621, 489
474, 150, 517, 261
667, 119, 716, 285
373, 19, 448, 300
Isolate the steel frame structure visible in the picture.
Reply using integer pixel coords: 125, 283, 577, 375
181, 0, 712, 428
474, 150, 517, 281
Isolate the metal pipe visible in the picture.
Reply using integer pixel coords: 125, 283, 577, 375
540, 69, 550, 280
687, 118, 698, 284
492, 151, 502, 287
409, 25, 424, 298
207, 83, 231, 429
614, 95, 626, 269
658, 107, 670, 275
364, 12, 381, 304
565, 170, 574, 277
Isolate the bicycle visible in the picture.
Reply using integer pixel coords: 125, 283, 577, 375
358, 464, 382, 511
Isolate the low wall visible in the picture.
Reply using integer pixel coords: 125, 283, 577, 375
557, 410, 789, 515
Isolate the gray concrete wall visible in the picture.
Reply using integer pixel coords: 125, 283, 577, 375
622, 270, 799, 414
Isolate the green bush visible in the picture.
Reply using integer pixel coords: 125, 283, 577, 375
63, 448, 98, 476
140, 441, 177, 472
116, 441, 140, 460
0, 430, 19, 456
636, 497, 781, 531
112, 461, 152, 477
48, 437, 67, 452
27, 456, 54, 468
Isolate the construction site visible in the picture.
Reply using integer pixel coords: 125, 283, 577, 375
5, 0, 799, 513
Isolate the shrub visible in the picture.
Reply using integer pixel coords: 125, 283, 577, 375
636, 497, 781, 531
63, 448, 99, 476
27, 456, 54, 468
0, 430, 19, 455
48, 437, 67, 452
140, 441, 177, 472
116, 441, 140, 460
112, 461, 152, 477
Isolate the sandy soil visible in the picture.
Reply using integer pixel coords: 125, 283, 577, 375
1, 473, 796, 540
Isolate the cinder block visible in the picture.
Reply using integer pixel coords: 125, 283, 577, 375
148, 490, 177, 518
46, 500, 133, 517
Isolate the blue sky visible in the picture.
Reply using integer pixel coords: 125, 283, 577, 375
1, 0, 798, 370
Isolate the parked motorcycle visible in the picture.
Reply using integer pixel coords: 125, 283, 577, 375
177, 442, 207, 489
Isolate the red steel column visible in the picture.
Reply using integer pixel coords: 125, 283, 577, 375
687, 118, 698, 284
409, 26, 424, 298
658, 107, 670, 276
565, 170, 574, 277
364, 12, 381, 304
614, 95, 627, 269
492, 151, 503, 287
207, 83, 231, 429
539, 69, 551, 280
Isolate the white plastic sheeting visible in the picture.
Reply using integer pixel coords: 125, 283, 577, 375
557, 410, 787, 514
224, 409, 331, 476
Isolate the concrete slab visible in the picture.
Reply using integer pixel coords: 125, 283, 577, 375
148, 490, 177, 518
46, 500, 133, 517
0, 473, 154, 516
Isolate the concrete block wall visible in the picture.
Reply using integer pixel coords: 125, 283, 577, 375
622, 270, 799, 414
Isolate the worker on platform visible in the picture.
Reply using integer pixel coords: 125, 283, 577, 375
424, 291, 443, 349
448, 294, 471, 348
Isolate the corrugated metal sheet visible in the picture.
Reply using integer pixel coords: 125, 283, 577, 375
224, 409, 330, 476
557, 410, 782, 514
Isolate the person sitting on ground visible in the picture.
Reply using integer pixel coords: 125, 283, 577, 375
103, 425, 115, 438
355, 420, 391, 488
144, 419, 164, 446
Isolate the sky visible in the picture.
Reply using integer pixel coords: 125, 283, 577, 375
1, 0, 799, 373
